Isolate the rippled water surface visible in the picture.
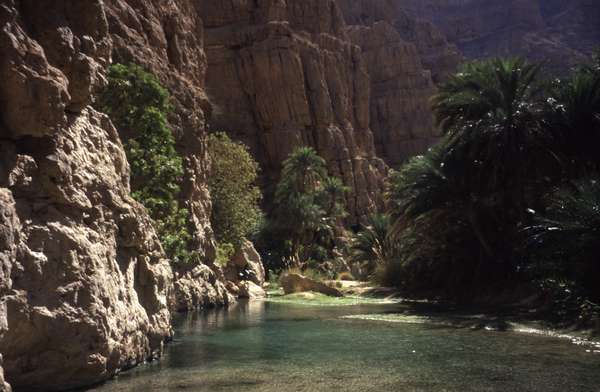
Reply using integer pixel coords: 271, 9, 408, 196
90, 301, 600, 392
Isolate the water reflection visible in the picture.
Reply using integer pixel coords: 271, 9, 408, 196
90, 301, 600, 392
177, 300, 267, 333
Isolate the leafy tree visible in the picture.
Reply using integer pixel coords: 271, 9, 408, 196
384, 58, 551, 295
432, 58, 550, 209
320, 176, 349, 219
98, 63, 194, 263
277, 147, 328, 195
386, 149, 495, 296
208, 132, 262, 248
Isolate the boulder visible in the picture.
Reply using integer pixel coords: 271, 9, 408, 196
238, 281, 267, 299
227, 240, 266, 287
280, 273, 343, 297
172, 264, 234, 312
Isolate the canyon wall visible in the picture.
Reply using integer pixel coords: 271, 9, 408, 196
0, 1, 173, 389
197, 0, 387, 218
103, 0, 233, 314
196, 0, 462, 184
0, 0, 229, 390
337, 0, 460, 166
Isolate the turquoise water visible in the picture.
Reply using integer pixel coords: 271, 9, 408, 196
90, 300, 600, 392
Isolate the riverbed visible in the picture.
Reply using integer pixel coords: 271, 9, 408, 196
89, 300, 600, 391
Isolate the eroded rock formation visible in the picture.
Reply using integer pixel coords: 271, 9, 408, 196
0, 190, 15, 392
338, 0, 461, 84
337, 0, 460, 166
224, 240, 267, 299
1, 0, 598, 390
198, 0, 387, 219
280, 273, 343, 297
197, 0, 463, 180
0, 0, 173, 385
0, 0, 227, 390
103, 0, 233, 311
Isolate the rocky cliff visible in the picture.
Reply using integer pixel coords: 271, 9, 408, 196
197, 0, 387, 218
196, 0, 462, 185
103, 0, 233, 314
0, 0, 228, 390
0, 1, 173, 389
337, 0, 460, 166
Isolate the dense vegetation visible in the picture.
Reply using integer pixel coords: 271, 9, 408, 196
257, 147, 349, 272
208, 132, 262, 260
98, 64, 195, 263
97, 57, 600, 321
353, 55, 600, 313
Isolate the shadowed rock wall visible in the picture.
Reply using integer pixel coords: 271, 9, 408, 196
197, 0, 388, 220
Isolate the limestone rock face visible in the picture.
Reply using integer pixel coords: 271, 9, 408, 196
0, 357, 9, 392
104, 0, 216, 262
227, 240, 266, 288
337, 0, 460, 166
224, 241, 267, 300
0, 0, 221, 390
198, 0, 387, 220
103, 0, 234, 308
172, 263, 234, 311
338, 0, 461, 84
346, 22, 438, 167
0, 106, 174, 390
0, 189, 16, 392
280, 273, 343, 297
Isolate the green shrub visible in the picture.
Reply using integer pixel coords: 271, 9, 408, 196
215, 242, 235, 268
98, 63, 195, 263
350, 214, 395, 281
208, 132, 262, 248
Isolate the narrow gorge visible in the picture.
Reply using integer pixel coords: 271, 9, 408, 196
1, 0, 599, 391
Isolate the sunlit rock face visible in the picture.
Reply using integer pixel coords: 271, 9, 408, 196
0, 0, 227, 390
0, 1, 173, 388
103, 0, 234, 312
197, 0, 387, 220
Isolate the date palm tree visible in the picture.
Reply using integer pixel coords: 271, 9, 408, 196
351, 214, 395, 277
278, 146, 328, 196
432, 57, 547, 202
272, 147, 347, 267
526, 179, 600, 300
545, 65, 600, 175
